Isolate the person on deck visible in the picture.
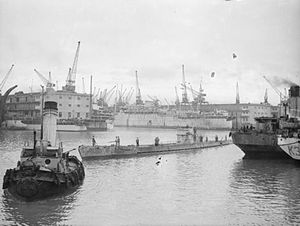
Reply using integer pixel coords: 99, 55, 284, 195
154, 137, 160, 146
136, 137, 139, 146
115, 136, 120, 147
92, 136, 96, 146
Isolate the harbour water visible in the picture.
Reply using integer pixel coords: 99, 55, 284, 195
0, 128, 299, 225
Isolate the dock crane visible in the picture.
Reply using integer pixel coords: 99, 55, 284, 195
105, 85, 117, 103
181, 64, 189, 104
96, 85, 117, 107
186, 83, 207, 104
147, 95, 160, 107
175, 86, 180, 106
0, 64, 14, 94
135, 70, 143, 105
106, 87, 117, 104
123, 87, 133, 103
124, 87, 134, 104
101, 85, 116, 102
164, 98, 170, 105
262, 76, 287, 102
63, 41, 81, 92
34, 69, 55, 90
262, 75, 289, 116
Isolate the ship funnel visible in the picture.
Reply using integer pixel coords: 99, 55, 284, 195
43, 101, 58, 146
289, 85, 300, 119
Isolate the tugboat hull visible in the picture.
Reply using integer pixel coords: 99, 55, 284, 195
3, 156, 85, 201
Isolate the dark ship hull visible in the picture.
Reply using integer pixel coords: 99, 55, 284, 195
232, 131, 289, 159
3, 156, 85, 201
84, 119, 108, 131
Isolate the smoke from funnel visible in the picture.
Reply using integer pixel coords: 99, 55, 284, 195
269, 76, 298, 87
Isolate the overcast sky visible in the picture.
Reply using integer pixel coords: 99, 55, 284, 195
0, 0, 299, 105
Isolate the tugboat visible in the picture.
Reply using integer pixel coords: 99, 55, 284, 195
2, 101, 85, 201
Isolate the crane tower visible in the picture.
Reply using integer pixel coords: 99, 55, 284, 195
0, 64, 14, 94
135, 70, 143, 105
63, 41, 81, 92
181, 64, 189, 104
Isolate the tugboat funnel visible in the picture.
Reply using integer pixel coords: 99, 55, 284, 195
43, 101, 58, 146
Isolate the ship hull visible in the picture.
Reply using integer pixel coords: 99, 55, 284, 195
79, 140, 232, 160
234, 144, 290, 159
84, 120, 108, 131
3, 156, 85, 201
232, 131, 290, 159
5, 180, 79, 201
278, 137, 300, 161
114, 113, 232, 130
19, 121, 88, 132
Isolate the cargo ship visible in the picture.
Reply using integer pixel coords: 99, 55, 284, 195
232, 85, 300, 159
114, 109, 231, 129
114, 66, 232, 130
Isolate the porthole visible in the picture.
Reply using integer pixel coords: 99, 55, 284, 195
45, 159, 51, 164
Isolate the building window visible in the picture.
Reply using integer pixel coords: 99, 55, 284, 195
86, 105, 89, 108
25, 97, 28, 102
86, 113, 89, 118
77, 104, 80, 107
59, 104, 62, 106
69, 97, 72, 100
10, 98, 12, 103
68, 104, 71, 107
77, 112, 80, 118
68, 112, 71, 118
86, 98, 89, 101
77, 97, 81, 100
59, 96, 62, 99
16, 97, 19, 102
59, 112, 62, 117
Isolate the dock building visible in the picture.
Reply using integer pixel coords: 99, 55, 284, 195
6, 88, 91, 121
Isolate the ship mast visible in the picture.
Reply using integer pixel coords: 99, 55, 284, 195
181, 64, 189, 105
236, 82, 240, 104
40, 85, 44, 140
89, 75, 93, 119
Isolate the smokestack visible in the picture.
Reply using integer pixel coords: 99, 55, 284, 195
289, 85, 300, 119
42, 101, 58, 146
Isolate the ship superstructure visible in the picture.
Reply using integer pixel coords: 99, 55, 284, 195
232, 85, 300, 159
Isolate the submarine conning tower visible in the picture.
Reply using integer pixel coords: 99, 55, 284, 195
288, 85, 300, 119
43, 101, 58, 146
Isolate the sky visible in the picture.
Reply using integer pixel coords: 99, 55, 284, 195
0, 0, 299, 105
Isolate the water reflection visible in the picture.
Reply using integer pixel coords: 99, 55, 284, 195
228, 159, 300, 225
1, 188, 81, 225
1, 130, 300, 225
